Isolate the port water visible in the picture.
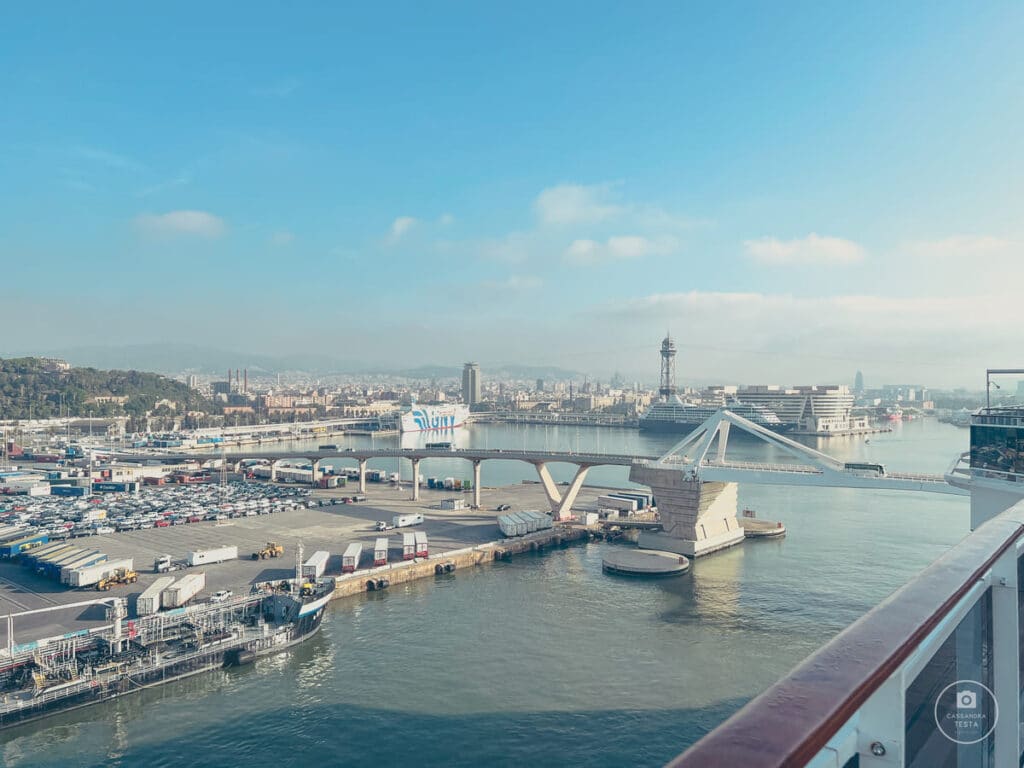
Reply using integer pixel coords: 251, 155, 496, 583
2, 420, 968, 767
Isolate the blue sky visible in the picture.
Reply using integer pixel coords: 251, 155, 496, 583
1, 2, 1021, 385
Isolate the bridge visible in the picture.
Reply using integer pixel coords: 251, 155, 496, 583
110, 409, 962, 556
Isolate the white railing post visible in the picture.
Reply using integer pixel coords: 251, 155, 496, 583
991, 545, 1020, 767
857, 671, 905, 766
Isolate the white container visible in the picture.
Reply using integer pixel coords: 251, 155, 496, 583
392, 513, 424, 528
402, 533, 416, 560
373, 538, 389, 566
187, 545, 238, 567
414, 531, 428, 558
137, 576, 175, 615
163, 572, 206, 607
302, 550, 330, 579
342, 543, 362, 572
443, 477, 455, 490
440, 498, 465, 511
68, 557, 134, 588
582, 512, 599, 526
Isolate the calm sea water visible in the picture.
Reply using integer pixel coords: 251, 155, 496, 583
2, 420, 969, 767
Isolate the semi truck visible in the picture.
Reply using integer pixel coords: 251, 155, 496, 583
186, 546, 237, 567
392, 513, 424, 528
162, 572, 206, 608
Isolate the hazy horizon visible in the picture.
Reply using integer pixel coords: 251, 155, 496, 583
3, 4, 1020, 389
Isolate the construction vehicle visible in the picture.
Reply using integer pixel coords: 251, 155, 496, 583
96, 568, 138, 591
251, 542, 284, 560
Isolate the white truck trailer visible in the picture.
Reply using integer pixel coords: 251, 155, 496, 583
301, 550, 330, 579
186, 545, 238, 567
342, 543, 362, 573
162, 572, 206, 608
392, 513, 424, 528
373, 538, 389, 566
66, 557, 135, 588
136, 576, 175, 616
414, 531, 428, 558
402, 533, 416, 560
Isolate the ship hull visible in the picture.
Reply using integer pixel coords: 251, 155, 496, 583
400, 405, 470, 433
0, 593, 331, 731
639, 418, 793, 434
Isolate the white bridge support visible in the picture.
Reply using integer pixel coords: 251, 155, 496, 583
630, 466, 745, 557
358, 458, 367, 494
533, 461, 592, 521
410, 458, 420, 501
472, 460, 482, 508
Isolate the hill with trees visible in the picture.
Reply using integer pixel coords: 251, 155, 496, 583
0, 357, 212, 420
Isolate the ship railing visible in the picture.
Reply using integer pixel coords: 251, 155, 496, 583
668, 500, 1024, 768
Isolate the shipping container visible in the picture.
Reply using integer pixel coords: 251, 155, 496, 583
443, 477, 455, 490
92, 481, 139, 493
427, 477, 438, 489
414, 531, 428, 558
341, 543, 362, 573
45, 547, 87, 576
392, 513, 424, 528
137, 576, 176, 616
440, 498, 465, 511
50, 484, 87, 497
67, 557, 134, 588
0, 532, 49, 558
373, 538, 389, 566
187, 545, 238, 566
608, 492, 652, 510
59, 552, 108, 583
402, 533, 416, 560
20, 541, 67, 562
301, 550, 330, 579
162, 572, 206, 607
498, 513, 526, 537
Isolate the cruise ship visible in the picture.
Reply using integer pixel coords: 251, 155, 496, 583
639, 396, 789, 433
399, 404, 470, 433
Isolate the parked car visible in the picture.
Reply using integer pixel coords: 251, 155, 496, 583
210, 590, 233, 603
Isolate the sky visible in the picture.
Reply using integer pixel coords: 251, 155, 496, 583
1, 2, 1021, 387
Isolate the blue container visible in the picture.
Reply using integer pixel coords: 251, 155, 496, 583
50, 485, 87, 497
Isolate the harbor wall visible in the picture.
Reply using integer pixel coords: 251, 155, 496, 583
330, 526, 589, 600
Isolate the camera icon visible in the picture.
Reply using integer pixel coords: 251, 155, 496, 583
957, 690, 978, 709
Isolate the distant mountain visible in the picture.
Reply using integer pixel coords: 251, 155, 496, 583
44, 344, 358, 377
25, 343, 585, 380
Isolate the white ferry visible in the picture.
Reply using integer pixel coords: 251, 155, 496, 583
399, 404, 470, 433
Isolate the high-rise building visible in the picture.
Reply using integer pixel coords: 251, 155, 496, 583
462, 362, 481, 405
536, 378, 545, 392
854, 370, 864, 393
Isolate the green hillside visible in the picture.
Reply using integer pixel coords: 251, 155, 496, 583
0, 357, 211, 420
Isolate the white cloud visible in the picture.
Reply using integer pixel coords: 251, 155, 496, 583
271, 230, 295, 246
135, 210, 226, 238
387, 216, 417, 244
565, 235, 677, 264
438, 213, 455, 226
534, 183, 622, 226
903, 235, 1015, 260
744, 233, 866, 266
479, 275, 543, 292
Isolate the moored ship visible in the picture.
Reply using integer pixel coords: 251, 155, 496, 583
0, 576, 334, 730
639, 396, 789, 433
399, 404, 470, 433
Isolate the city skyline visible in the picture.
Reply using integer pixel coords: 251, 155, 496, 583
2, 3, 1021, 388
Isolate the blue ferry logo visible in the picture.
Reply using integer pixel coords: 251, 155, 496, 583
411, 409, 455, 430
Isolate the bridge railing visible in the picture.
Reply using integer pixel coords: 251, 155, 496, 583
667, 501, 1024, 768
